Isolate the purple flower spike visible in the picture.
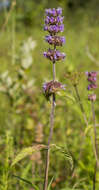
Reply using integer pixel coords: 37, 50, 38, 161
44, 8, 65, 62
43, 8, 66, 101
86, 71, 97, 101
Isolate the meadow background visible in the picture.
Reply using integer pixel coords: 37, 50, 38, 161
0, 0, 99, 189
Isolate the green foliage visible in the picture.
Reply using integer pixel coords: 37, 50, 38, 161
11, 144, 46, 166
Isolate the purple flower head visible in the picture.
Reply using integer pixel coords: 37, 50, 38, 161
44, 7, 64, 36
88, 76, 96, 82
45, 8, 62, 17
44, 7, 65, 64
43, 80, 66, 100
89, 72, 97, 77
45, 35, 65, 46
87, 83, 97, 90
43, 49, 66, 62
86, 71, 97, 77
45, 16, 64, 25
44, 24, 64, 34
88, 94, 96, 102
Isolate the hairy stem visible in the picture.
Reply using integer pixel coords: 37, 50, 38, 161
43, 63, 55, 190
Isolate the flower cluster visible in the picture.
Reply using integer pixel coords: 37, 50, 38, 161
86, 72, 97, 101
88, 94, 96, 102
43, 81, 65, 100
44, 49, 65, 62
45, 8, 62, 16
45, 16, 64, 25
44, 25, 64, 34
45, 36, 65, 46
44, 7, 66, 62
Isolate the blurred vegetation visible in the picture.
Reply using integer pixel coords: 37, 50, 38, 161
0, 0, 99, 189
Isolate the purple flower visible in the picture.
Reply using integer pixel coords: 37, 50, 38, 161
45, 35, 65, 46
43, 80, 65, 100
59, 24, 64, 32
44, 24, 64, 34
86, 71, 97, 77
44, 25, 48, 31
45, 16, 64, 25
43, 49, 66, 62
87, 84, 97, 90
88, 77, 96, 82
86, 71, 97, 101
45, 8, 62, 17
57, 7, 62, 15
88, 94, 96, 102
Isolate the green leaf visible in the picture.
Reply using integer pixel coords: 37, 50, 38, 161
11, 144, 46, 166
12, 175, 39, 190
50, 144, 73, 170
47, 176, 54, 190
